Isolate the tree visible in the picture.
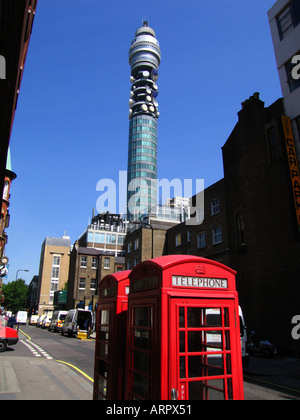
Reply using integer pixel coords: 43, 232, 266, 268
2, 279, 28, 313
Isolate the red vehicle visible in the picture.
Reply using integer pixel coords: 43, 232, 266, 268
0, 322, 19, 352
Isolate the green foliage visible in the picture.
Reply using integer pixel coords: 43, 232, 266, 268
2, 279, 28, 313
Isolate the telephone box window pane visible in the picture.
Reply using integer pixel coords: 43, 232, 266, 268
133, 329, 151, 350
227, 378, 233, 400
187, 308, 203, 327
133, 372, 149, 399
180, 331, 185, 352
99, 326, 110, 341
97, 377, 107, 399
179, 307, 185, 328
206, 309, 222, 327
224, 308, 229, 327
101, 310, 110, 325
226, 354, 232, 375
207, 356, 224, 376
225, 330, 231, 350
133, 350, 151, 374
134, 307, 151, 327
188, 331, 203, 352
189, 379, 225, 400
207, 331, 222, 351
180, 356, 186, 379
99, 342, 109, 358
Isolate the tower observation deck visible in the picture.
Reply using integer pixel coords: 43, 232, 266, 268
127, 21, 161, 220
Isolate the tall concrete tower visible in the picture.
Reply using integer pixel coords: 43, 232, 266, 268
127, 20, 161, 220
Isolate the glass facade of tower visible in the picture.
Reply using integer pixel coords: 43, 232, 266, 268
127, 22, 161, 220
127, 115, 157, 218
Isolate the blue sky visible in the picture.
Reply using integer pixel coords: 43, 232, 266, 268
5, 0, 281, 283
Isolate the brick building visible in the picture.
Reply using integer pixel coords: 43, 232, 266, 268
222, 94, 300, 356
167, 179, 230, 268
67, 212, 126, 311
66, 243, 125, 311
37, 236, 71, 315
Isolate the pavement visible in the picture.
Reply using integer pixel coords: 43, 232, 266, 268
244, 355, 300, 400
0, 356, 93, 400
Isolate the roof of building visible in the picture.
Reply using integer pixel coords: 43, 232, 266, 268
45, 237, 71, 247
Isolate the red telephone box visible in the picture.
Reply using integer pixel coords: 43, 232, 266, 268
125, 255, 244, 401
94, 270, 131, 400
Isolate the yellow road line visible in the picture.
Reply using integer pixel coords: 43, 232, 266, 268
56, 360, 94, 383
19, 329, 31, 340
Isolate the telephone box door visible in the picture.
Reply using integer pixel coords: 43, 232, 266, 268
169, 298, 243, 401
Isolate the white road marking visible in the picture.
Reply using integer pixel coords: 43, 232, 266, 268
20, 339, 53, 359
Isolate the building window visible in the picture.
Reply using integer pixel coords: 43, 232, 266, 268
92, 257, 98, 269
128, 242, 132, 253
237, 212, 246, 248
285, 52, 300, 93
51, 255, 61, 279
212, 225, 222, 245
277, 0, 300, 40
267, 127, 281, 161
51, 267, 60, 279
80, 256, 87, 268
51, 282, 58, 292
187, 230, 191, 243
197, 232, 206, 249
118, 235, 125, 245
2, 181, 9, 200
211, 198, 220, 215
79, 278, 86, 289
104, 257, 110, 269
87, 231, 94, 243
175, 233, 181, 247
90, 278, 96, 290
134, 238, 139, 250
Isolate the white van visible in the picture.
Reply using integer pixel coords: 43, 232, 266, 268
16, 311, 28, 325
49, 310, 68, 332
239, 306, 249, 367
61, 309, 92, 337
29, 315, 39, 325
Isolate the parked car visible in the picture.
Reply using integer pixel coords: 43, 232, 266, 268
61, 309, 93, 337
29, 315, 39, 326
49, 310, 68, 332
41, 315, 52, 329
0, 317, 18, 352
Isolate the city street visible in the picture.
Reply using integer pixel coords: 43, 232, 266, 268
1, 324, 300, 400
10, 324, 96, 380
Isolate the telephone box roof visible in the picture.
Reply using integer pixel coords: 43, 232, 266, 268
130, 255, 236, 276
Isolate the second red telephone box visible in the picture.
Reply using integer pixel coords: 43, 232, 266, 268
125, 255, 244, 401
94, 270, 131, 400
